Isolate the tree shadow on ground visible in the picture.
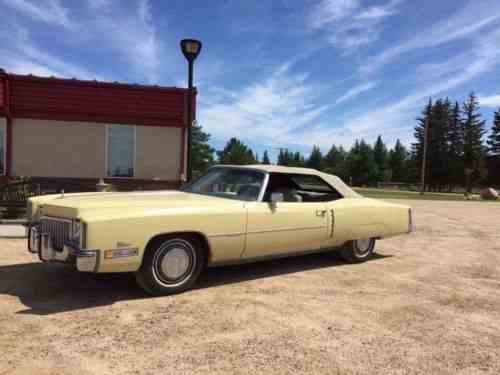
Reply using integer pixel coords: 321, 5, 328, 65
0, 251, 392, 316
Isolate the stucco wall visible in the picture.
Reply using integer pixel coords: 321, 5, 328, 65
135, 126, 182, 180
12, 119, 182, 180
12, 119, 106, 178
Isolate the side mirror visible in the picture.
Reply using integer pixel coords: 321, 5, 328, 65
270, 192, 284, 208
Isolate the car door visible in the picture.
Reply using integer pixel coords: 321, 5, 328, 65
321, 200, 351, 249
321, 198, 386, 249
242, 200, 329, 259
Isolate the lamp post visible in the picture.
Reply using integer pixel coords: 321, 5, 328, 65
180, 38, 202, 182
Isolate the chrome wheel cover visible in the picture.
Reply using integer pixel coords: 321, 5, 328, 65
354, 238, 373, 257
152, 239, 196, 287
162, 248, 191, 279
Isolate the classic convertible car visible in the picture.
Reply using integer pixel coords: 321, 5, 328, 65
27, 165, 414, 295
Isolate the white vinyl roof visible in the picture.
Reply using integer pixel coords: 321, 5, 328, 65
212, 164, 361, 198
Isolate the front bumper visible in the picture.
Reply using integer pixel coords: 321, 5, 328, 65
28, 226, 99, 272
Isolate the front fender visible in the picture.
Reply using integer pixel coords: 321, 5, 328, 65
83, 208, 247, 273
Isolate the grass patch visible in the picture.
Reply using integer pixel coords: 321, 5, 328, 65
353, 188, 496, 201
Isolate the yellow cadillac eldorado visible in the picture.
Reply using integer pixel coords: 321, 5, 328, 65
27, 165, 414, 295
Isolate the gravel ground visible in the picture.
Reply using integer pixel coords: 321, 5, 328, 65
1, 200, 499, 375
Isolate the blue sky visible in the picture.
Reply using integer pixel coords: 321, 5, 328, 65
1, 0, 500, 161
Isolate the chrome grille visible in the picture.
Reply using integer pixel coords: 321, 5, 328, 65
39, 217, 71, 251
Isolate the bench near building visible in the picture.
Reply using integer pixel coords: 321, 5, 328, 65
0, 69, 194, 191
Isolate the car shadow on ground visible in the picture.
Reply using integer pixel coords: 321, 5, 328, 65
0, 251, 391, 316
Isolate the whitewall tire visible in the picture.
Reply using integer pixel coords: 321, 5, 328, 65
135, 235, 206, 296
340, 238, 376, 263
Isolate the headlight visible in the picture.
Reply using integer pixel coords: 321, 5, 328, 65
71, 220, 85, 248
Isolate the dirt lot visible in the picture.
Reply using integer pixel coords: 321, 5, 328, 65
1, 200, 500, 375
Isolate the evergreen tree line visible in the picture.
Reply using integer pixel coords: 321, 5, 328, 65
411, 93, 500, 192
191, 92, 500, 189
191, 126, 412, 187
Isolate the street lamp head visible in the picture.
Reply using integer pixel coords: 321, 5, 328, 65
180, 39, 202, 62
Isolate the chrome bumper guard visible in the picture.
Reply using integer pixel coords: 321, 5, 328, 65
28, 226, 99, 272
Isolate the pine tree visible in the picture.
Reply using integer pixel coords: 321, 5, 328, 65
462, 93, 486, 192
486, 109, 500, 187
217, 138, 257, 165
411, 98, 455, 191
487, 108, 500, 155
373, 135, 389, 182
323, 145, 347, 180
427, 98, 451, 191
446, 101, 464, 189
277, 149, 291, 166
290, 152, 305, 167
306, 146, 323, 170
410, 99, 432, 186
388, 139, 408, 182
347, 139, 378, 186
191, 123, 215, 175
262, 150, 271, 165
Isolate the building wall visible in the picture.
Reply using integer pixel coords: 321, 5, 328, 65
12, 119, 106, 178
12, 119, 182, 181
135, 126, 181, 180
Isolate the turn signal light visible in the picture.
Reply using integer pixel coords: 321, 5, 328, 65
104, 248, 138, 259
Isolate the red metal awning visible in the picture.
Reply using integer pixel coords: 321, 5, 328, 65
5, 73, 192, 127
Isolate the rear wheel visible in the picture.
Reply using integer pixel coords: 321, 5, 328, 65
135, 235, 206, 296
340, 238, 375, 263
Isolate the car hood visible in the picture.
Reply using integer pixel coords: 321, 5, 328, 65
38, 190, 242, 220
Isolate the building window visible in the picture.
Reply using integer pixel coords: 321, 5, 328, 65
107, 125, 135, 177
0, 122, 5, 175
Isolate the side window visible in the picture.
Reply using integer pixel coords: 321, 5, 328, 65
264, 173, 343, 202
107, 125, 135, 177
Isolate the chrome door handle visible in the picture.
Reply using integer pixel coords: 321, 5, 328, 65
316, 209, 327, 217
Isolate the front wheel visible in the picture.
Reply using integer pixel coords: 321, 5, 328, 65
135, 235, 206, 296
340, 238, 376, 263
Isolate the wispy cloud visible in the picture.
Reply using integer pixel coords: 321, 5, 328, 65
335, 82, 377, 104
0, 0, 72, 28
201, 24, 500, 152
281, 27, 500, 149
86, 0, 161, 83
200, 64, 328, 147
0, 0, 161, 82
361, 0, 500, 74
479, 95, 500, 108
307, 0, 359, 29
307, 0, 402, 51
0, 25, 101, 79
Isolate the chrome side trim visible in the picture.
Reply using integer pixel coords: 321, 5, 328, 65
208, 232, 246, 238
246, 226, 324, 235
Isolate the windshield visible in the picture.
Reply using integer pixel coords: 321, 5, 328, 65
182, 167, 265, 201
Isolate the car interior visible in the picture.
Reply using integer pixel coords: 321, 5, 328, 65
263, 173, 343, 203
